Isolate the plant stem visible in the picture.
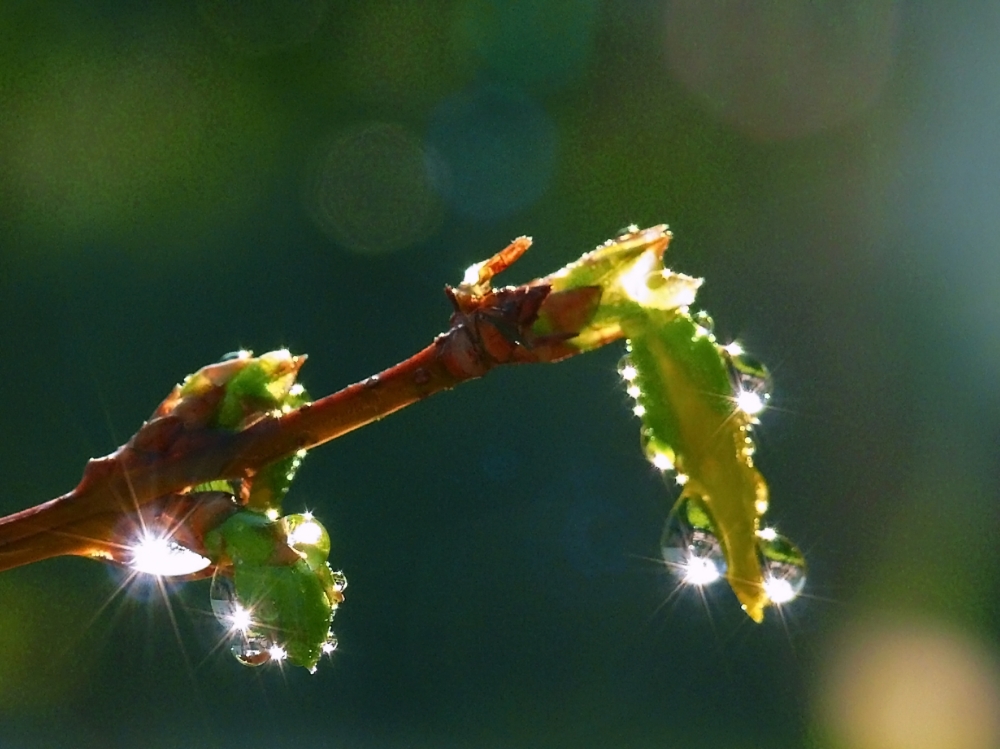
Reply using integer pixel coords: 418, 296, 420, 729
0, 280, 597, 573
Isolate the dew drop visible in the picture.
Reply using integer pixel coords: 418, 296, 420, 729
617, 356, 638, 382
758, 532, 806, 604
692, 310, 715, 337
724, 347, 772, 415
231, 634, 273, 667
209, 575, 239, 626
129, 534, 211, 577
212, 574, 281, 665
641, 430, 676, 472
330, 570, 348, 593
220, 349, 252, 361
661, 496, 726, 586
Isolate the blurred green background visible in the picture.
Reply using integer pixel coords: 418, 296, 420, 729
2, 2, 999, 748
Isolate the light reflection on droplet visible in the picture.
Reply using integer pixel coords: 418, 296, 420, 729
651, 452, 675, 471
330, 570, 348, 593
229, 606, 253, 633
736, 389, 766, 416
757, 532, 807, 604
763, 576, 797, 605
683, 556, 722, 586
129, 534, 211, 577
661, 496, 727, 588
288, 520, 323, 547
231, 635, 272, 667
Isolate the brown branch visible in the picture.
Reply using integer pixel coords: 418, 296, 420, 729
0, 237, 612, 574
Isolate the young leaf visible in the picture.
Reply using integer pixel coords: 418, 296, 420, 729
205, 509, 344, 670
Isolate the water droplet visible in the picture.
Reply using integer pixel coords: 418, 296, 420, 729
724, 347, 772, 414
210, 575, 239, 625
220, 349, 252, 361
129, 534, 211, 577
641, 429, 676, 471
322, 634, 338, 654
758, 532, 806, 604
231, 634, 273, 667
330, 570, 348, 593
661, 496, 726, 586
692, 310, 715, 337
617, 356, 638, 382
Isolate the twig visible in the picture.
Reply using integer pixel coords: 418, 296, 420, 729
0, 238, 612, 573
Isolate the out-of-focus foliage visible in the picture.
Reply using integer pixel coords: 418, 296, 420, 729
3, 2, 1000, 748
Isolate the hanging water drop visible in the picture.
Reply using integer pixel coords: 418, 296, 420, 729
210, 575, 239, 625
723, 346, 772, 415
321, 634, 338, 654
330, 570, 348, 593
661, 496, 726, 586
128, 533, 211, 577
617, 355, 638, 382
692, 310, 715, 337
758, 532, 806, 604
231, 634, 274, 667
642, 429, 676, 472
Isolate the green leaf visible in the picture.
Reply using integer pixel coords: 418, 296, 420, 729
624, 309, 771, 621
205, 510, 343, 671
535, 225, 702, 351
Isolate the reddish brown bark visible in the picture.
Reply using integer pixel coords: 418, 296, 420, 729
0, 239, 610, 574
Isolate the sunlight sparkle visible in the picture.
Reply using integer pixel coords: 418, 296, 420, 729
289, 520, 323, 546
736, 390, 766, 416
651, 452, 674, 471
230, 606, 254, 633
763, 576, 798, 604
682, 557, 722, 586
462, 261, 484, 286
129, 534, 211, 577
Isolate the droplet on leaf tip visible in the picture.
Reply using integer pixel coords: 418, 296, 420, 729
757, 532, 806, 605
661, 496, 727, 587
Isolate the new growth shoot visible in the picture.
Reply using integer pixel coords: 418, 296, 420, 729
0, 225, 803, 670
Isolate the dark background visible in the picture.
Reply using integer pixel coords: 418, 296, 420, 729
2, 2, 1000, 748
